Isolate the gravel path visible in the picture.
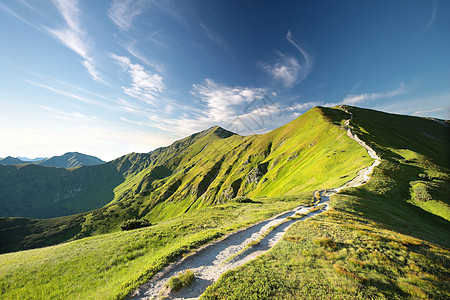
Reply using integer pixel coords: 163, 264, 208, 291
128, 111, 380, 300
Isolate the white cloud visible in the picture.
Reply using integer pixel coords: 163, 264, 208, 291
192, 79, 265, 123
342, 83, 406, 105
261, 55, 301, 87
111, 54, 163, 105
47, 0, 103, 82
108, 0, 143, 31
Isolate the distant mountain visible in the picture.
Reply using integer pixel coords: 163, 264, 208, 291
0, 156, 27, 165
17, 157, 47, 162
36, 152, 105, 168
0, 153, 104, 168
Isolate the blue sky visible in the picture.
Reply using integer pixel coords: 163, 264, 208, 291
1, 0, 449, 161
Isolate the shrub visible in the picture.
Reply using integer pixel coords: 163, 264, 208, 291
233, 196, 254, 203
120, 218, 151, 231
167, 269, 195, 292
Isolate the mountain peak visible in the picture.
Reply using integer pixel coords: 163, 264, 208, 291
36, 152, 105, 168
207, 125, 236, 139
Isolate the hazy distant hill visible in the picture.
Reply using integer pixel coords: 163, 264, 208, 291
35, 152, 105, 168
0, 152, 104, 168
0, 156, 27, 165
17, 157, 47, 162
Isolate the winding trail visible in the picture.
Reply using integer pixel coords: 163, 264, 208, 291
128, 110, 381, 300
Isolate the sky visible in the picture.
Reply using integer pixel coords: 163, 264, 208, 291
1, 0, 449, 161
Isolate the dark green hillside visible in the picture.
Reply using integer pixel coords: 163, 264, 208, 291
35, 152, 105, 168
0, 163, 123, 219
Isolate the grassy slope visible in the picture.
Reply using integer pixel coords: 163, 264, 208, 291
0, 106, 373, 299
77, 107, 372, 236
202, 106, 450, 299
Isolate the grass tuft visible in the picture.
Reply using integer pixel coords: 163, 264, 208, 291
166, 269, 195, 292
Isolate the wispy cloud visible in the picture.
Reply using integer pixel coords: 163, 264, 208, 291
342, 83, 406, 105
108, 0, 144, 31
420, 0, 437, 35
24, 79, 110, 108
47, 0, 102, 82
39, 105, 99, 123
286, 30, 312, 82
0, 2, 41, 30
111, 54, 163, 105
200, 23, 231, 55
261, 30, 313, 88
122, 41, 166, 74
413, 107, 447, 116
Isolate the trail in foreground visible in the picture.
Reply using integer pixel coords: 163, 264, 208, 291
128, 114, 380, 300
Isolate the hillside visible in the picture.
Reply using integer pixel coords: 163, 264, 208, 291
35, 152, 105, 168
0, 105, 448, 300
202, 105, 450, 299
0, 163, 123, 219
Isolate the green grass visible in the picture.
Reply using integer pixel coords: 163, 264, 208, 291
0, 194, 312, 300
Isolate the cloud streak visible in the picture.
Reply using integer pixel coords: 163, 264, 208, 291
47, 0, 102, 82
420, 1, 437, 35
342, 83, 406, 105
262, 30, 313, 88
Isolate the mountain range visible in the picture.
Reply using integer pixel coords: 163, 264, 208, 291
0, 152, 105, 168
0, 105, 448, 299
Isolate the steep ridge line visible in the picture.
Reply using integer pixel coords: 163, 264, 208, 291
128, 111, 381, 300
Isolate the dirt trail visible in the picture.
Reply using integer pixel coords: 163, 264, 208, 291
128, 112, 380, 300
